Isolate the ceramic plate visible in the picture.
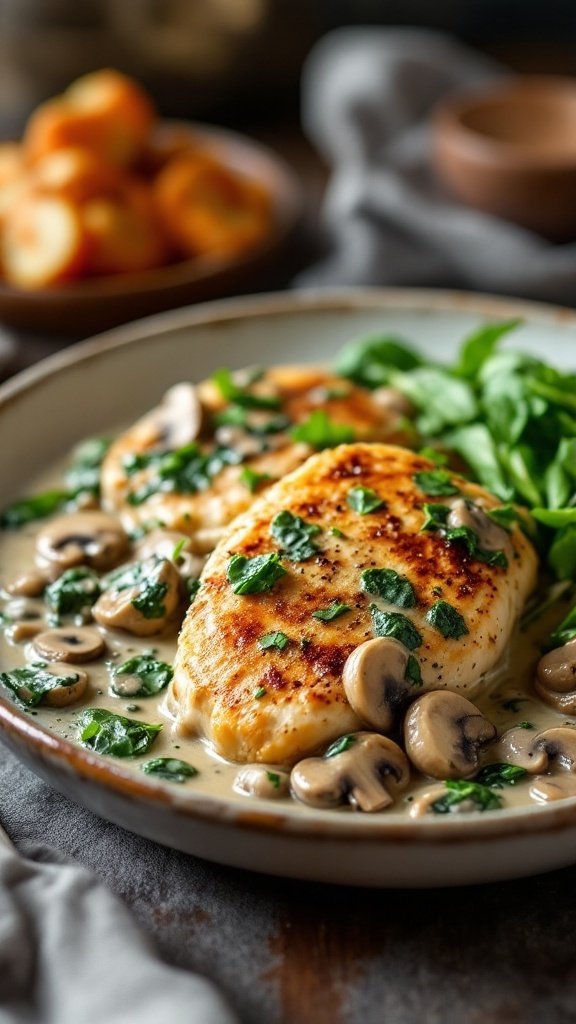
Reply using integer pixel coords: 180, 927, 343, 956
1, 287, 575, 888
0, 123, 302, 335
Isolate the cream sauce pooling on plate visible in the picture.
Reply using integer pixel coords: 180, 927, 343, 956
0, 456, 575, 819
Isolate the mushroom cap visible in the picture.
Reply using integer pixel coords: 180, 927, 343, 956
290, 732, 410, 813
495, 725, 576, 774
138, 382, 204, 451
233, 765, 290, 799
342, 637, 412, 733
92, 557, 181, 635
136, 529, 206, 579
42, 662, 89, 707
534, 639, 576, 714
33, 626, 105, 663
404, 690, 496, 780
36, 511, 128, 577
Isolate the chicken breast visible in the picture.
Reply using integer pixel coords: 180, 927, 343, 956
171, 443, 538, 764
101, 366, 410, 552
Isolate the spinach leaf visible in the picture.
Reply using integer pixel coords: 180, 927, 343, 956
65, 437, 111, 497
346, 486, 385, 515
258, 631, 290, 651
431, 780, 502, 814
141, 757, 198, 783
212, 367, 281, 409
474, 763, 527, 788
445, 424, 513, 501
78, 708, 162, 756
104, 557, 170, 620
312, 602, 351, 622
270, 510, 321, 561
335, 333, 422, 389
413, 469, 460, 496
421, 503, 508, 569
291, 410, 355, 448
240, 467, 272, 493
44, 567, 101, 617
126, 443, 242, 504
426, 600, 468, 640
549, 526, 576, 581
325, 735, 357, 757
111, 655, 173, 697
454, 319, 521, 379
360, 568, 416, 608
390, 367, 478, 435
370, 605, 422, 649
227, 552, 287, 595
405, 654, 423, 686
0, 663, 79, 707
545, 603, 576, 650
0, 489, 68, 529
532, 508, 576, 528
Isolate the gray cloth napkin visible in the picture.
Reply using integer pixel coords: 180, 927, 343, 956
0, 836, 237, 1024
298, 27, 576, 305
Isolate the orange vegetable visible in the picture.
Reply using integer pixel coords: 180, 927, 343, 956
2, 193, 90, 288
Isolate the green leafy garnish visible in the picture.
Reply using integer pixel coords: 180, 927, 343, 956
486, 504, 520, 531
171, 538, 186, 563
360, 568, 416, 608
474, 763, 527, 788
335, 333, 422, 389
213, 367, 281, 409
325, 735, 356, 757
266, 771, 282, 789
330, 527, 346, 538
78, 708, 162, 757
240, 467, 272, 493
419, 447, 448, 466
413, 469, 459, 496
426, 600, 468, 640
405, 654, 423, 686
141, 758, 198, 783
270, 510, 321, 561
431, 780, 502, 814
421, 502, 508, 569
227, 552, 287, 595
0, 489, 69, 529
291, 410, 355, 449
125, 443, 242, 504
454, 320, 522, 379
44, 567, 101, 618
111, 655, 173, 697
312, 602, 351, 622
518, 722, 535, 730
65, 436, 111, 497
258, 631, 290, 651
0, 663, 79, 707
346, 486, 385, 515
104, 557, 170, 620
370, 605, 422, 649
545, 603, 576, 650
254, 686, 267, 699
186, 577, 201, 602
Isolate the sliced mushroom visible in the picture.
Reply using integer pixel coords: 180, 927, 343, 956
191, 527, 226, 554
342, 637, 413, 732
41, 663, 89, 707
5, 568, 48, 597
534, 638, 576, 714
4, 598, 45, 642
291, 732, 409, 813
447, 499, 510, 553
93, 557, 181, 636
234, 765, 290, 799
141, 382, 204, 450
403, 690, 496, 779
410, 785, 454, 818
213, 425, 265, 458
33, 626, 105, 663
529, 774, 576, 804
36, 511, 128, 578
495, 725, 576, 774
136, 530, 206, 579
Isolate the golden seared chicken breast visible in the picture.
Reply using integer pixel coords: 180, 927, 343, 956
101, 366, 410, 552
170, 443, 538, 764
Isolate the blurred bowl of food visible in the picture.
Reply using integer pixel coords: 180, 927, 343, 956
0, 70, 303, 334
433, 75, 576, 239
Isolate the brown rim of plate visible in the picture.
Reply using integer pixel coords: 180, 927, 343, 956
1, 286, 576, 844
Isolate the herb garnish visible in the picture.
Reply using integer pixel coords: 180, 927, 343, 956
111, 655, 173, 697
413, 469, 459, 496
421, 502, 508, 569
474, 763, 527, 788
104, 557, 170, 620
370, 605, 422, 649
426, 600, 468, 640
325, 735, 356, 757
227, 552, 287, 595
312, 602, 351, 622
270, 510, 321, 561
335, 333, 422, 389
125, 443, 242, 505
0, 663, 79, 706
330, 527, 346, 538
347, 486, 385, 515
405, 655, 423, 686
0, 489, 69, 529
258, 631, 290, 651
291, 410, 355, 449
240, 467, 272, 493
78, 708, 162, 757
44, 567, 101, 618
431, 780, 502, 814
254, 686, 267, 699
360, 568, 416, 608
141, 758, 198, 783
266, 771, 281, 789
65, 436, 111, 498
212, 367, 281, 410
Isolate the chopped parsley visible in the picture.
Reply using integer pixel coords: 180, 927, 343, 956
270, 510, 321, 561
78, 708, 162, 757
360, 567, 416, 608
258, 631, 290, 651
475, 763, 527, 788
227, 552, 287, 595
431, 780, 503, 814
141, 758, 198, 783
111, 655, 173, 697
0, 489, 68, 529
254, 686, 267, 699
186, 577, 201, 602
266, 771, 282, 789
125, 443, 242, 504
487, 504, 519, 531
330, 527, 346, 538
413, 469, 460, 496
312, 601, 351, 622
212, 367, 281, 410
0, 663, 79, 707
370, 605, 422, 650
65, 436, 111, 497
44, 567, 101, 618
405, 654, 423, 686
418, 447, 448, 467
325, 734, 356, 757
426, 600, 468, 640
171, 538, 186, 562
104, 557, 171, 620
346, 486, 385, 515
291, 410, 355, 449
518, 721, 535, 730
240, 467, 272, 493
421, 502, 508, 569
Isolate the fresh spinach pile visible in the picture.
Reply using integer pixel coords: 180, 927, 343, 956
336, 320, 576, 583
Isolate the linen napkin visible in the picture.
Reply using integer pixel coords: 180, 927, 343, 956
0, 829, 236, 1024
298, 27, 576, 305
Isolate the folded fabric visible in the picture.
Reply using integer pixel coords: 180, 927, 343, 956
297, 27, 576, 305
0, 841, 236, 1024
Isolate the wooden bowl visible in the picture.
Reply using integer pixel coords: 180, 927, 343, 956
0, 122, 303, 335
433, 76, 576, 238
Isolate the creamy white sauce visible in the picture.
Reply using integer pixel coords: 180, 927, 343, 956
0, 455, 575, 817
